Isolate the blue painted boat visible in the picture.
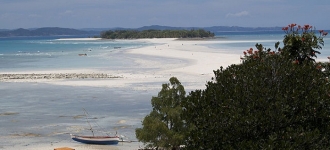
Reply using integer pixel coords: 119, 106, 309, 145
70, 134, 120, 145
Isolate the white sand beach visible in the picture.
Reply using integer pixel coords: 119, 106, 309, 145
1, 38, 242, 150
0, 38, 241, 91
56, 38, 103, 41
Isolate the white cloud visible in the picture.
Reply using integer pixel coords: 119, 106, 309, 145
226, 11, 250, 18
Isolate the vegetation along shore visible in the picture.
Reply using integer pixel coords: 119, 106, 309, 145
100, 29, 215, 39
136, 24, 330, 149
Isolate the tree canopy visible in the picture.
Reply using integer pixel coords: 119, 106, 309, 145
100, 29, 215, 39
135, 24, 330, 149
182, 24, 330, 149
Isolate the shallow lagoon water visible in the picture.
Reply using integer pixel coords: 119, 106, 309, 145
0, 36, 154, 72
0, 82, 158, 148
0, 36, 185, 149
1, 32, 330, 149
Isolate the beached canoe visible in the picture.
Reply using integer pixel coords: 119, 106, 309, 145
70, 134, 120, 145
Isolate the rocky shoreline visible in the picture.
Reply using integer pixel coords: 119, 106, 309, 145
0, 73, 122, 80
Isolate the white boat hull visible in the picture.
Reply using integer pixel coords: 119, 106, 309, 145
70, 134, 119, 145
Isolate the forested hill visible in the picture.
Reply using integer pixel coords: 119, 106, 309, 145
83, 25, 283, 32
0, 27, 95, 37
136, 25, 283, 32
0, 25, 284, 37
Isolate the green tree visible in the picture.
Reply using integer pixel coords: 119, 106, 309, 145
136, 77, 186, 150
182, 25, 330, 149
281, 24, 327, 63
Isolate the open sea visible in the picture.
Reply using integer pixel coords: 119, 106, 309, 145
0, 31, 329, 149
210, 31, 330, 60
0, 36, 154, 72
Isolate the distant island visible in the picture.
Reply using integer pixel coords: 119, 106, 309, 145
0, 25, 284, 37
100, 29, 215, 39
0, 27, 97, 37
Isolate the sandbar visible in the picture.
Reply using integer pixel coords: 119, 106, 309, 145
0, 38, 241, 91
0, 38, 243, 150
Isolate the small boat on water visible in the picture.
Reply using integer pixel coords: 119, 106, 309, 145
70, 134, 120, 145
70, 109, 120, 145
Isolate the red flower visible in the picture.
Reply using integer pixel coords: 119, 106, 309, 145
303, 24, 310, 30
323, 32, 328, 36
319, 30, 324, 33
289, 23, 296, 28
282, 27, 289, 31
243, 51, 247, 55
246, 48, 253, 54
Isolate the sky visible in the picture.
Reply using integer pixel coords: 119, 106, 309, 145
1, 0, 329, 29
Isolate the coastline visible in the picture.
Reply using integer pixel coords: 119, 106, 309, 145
0, 38, 242, 150
1, 33, 328, 150
0, 38, 242, 91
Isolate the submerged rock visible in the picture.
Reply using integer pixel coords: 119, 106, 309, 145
0, 73, 122, 81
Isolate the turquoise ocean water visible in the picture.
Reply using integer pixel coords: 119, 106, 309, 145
1, 32, 329, 72
0, 35, 158, 149
211, 31, 330, 60
0, 36, 153, 72
0, 32, 329, 149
